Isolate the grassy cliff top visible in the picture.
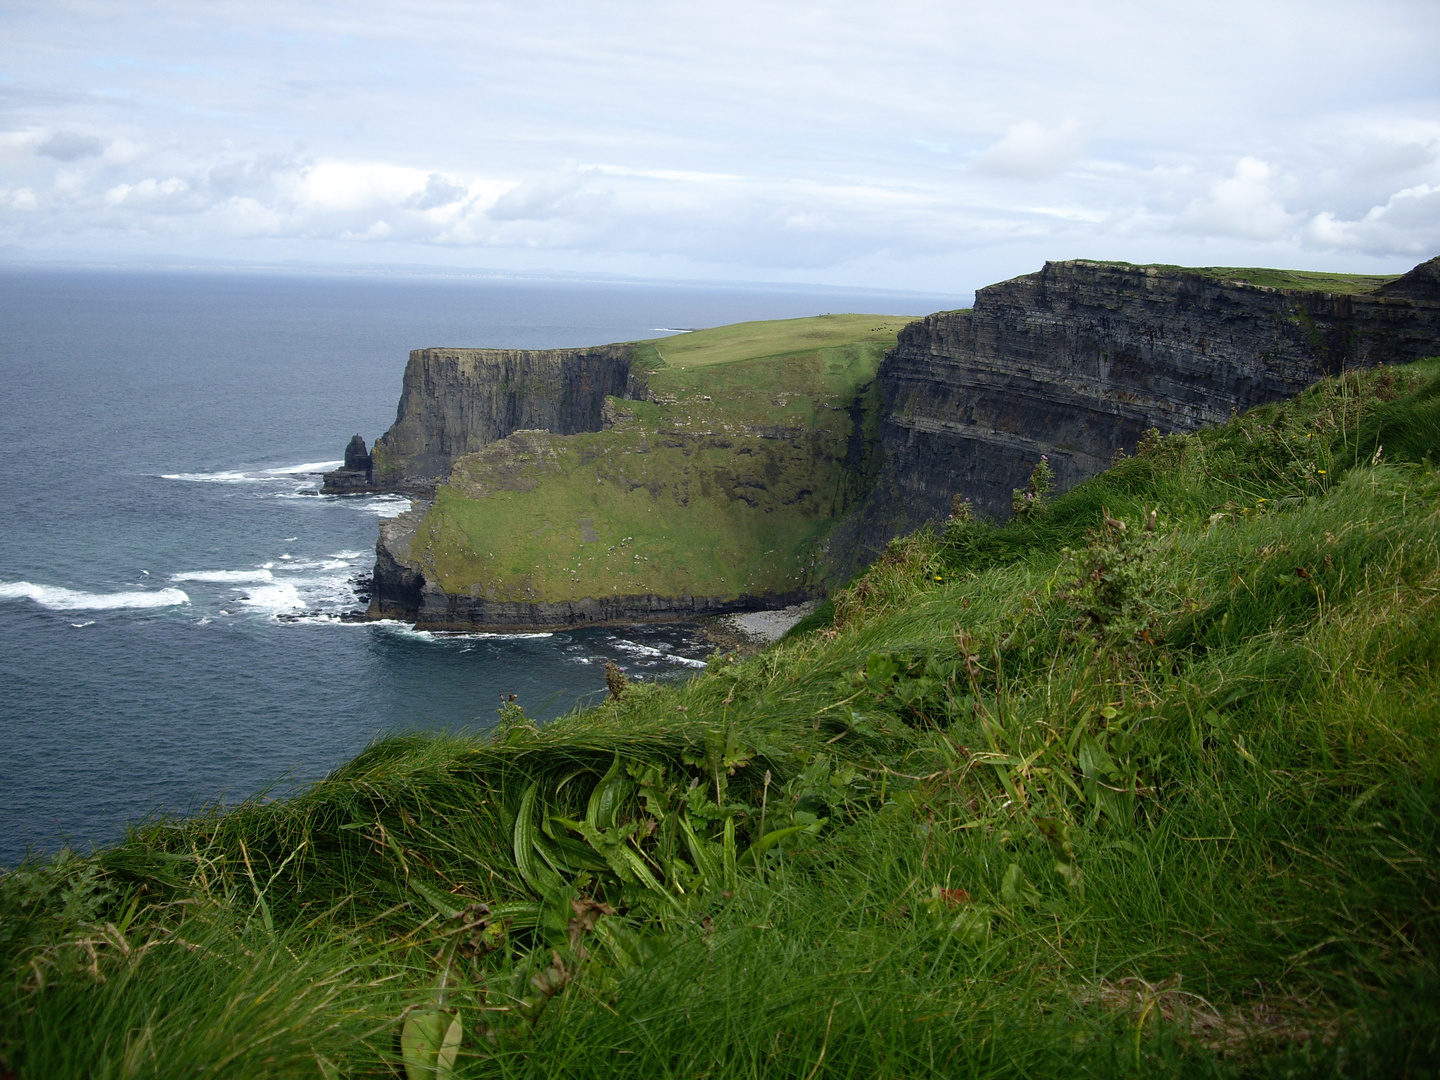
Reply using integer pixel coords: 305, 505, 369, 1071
408, 314, 906, 604
633, 313, 916, 370
1188, 265, 1399, 293
1074, 258, 1400, 294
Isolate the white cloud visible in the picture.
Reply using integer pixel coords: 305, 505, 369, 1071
37, 131, 105, 162
0, 0, 1437, 287
971, 119, 1092, 180
1307, 184, 1440, 257
488, 164, 592, 222
288, 161, 429, 212
104, 176, 188, 208
1177, 157, 1299, 241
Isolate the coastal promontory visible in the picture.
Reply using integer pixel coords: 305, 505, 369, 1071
332, 256, 1440, 630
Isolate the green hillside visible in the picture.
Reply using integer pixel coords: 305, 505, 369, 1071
4, 360, 1439, 1077
406, 316, 909, 603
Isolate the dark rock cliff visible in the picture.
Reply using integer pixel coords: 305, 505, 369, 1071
869, 256, 1440, 529
356, 344, 638, 494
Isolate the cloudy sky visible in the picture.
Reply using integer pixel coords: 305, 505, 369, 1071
1, 0, 1437, 293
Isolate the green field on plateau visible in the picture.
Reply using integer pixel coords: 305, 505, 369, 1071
406, 315, 910, 603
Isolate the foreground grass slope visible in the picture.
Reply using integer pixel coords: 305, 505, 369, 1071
3, 361, 1439, 1077
405, 315, 910, 603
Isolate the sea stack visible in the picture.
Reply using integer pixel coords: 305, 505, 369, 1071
320, 435, 375, 494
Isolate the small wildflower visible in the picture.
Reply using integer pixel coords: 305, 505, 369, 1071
1318, 470, 1327, 475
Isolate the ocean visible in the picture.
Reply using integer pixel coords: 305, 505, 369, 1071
0, 267, 945, 866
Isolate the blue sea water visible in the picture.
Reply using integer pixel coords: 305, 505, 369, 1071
0, 268, 946, 866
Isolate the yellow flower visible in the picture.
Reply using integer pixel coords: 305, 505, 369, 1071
1318, 470, 1327, 475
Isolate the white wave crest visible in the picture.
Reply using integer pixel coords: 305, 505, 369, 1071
161, 471, 258, 484
612, 640, 708, 668
358, 495, 411, 518
372, 621, 552, 642
163, 460, 342, 484
234, 582, 305, 612
170, 569, 275, 583
273, 559, 350, 572
0, 581, 190, 611
262, 460, 343, 475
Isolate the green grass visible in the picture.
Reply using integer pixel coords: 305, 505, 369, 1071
4, 361, 1440, 1078
1083, 260, 1399, 295
1188, 266, 1400, 293
639, 314, 915, 370
408, 316, 901, 602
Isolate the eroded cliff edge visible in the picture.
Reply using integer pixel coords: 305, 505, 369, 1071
323, 343, 640, 495
863, 257, 1440, 534
358, 317, 902, 629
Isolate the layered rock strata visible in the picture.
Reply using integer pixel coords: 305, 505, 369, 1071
871, 256, 1440, 527
361, 344, 639, 493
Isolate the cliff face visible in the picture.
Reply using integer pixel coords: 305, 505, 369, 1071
326, 344, 638, 495
871, 256, 1440, 526
366, 357, 886, 629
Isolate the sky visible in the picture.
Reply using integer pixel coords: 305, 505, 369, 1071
1, 0, 1438, 295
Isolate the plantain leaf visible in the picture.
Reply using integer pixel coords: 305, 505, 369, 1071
739, 820, 824, 865
587, 754, 634, 831
514, 782, 565, 899
489, 900, 542, 928
401, 1010, 448, 1080
408, 877, 464, 919
677, 813, 719, 886
436, 1014, 463, 1079
1000, 862, 1024, 906
543, 825, 611, 873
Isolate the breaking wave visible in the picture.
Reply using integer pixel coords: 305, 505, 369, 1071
170, 569, 275, 583
0, 581, 190, 611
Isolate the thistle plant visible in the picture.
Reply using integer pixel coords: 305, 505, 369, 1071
1011, 454, 1053, 520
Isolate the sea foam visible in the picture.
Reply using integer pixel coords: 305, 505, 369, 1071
162, 460, 341, 484
161, 470, 259, 484
612, 639, 709, 668
235, 582, 305, 612
262, 461, 343, 475
170, 569, 275, 583
0, 581, 190, 611
272, 559, 351, 572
